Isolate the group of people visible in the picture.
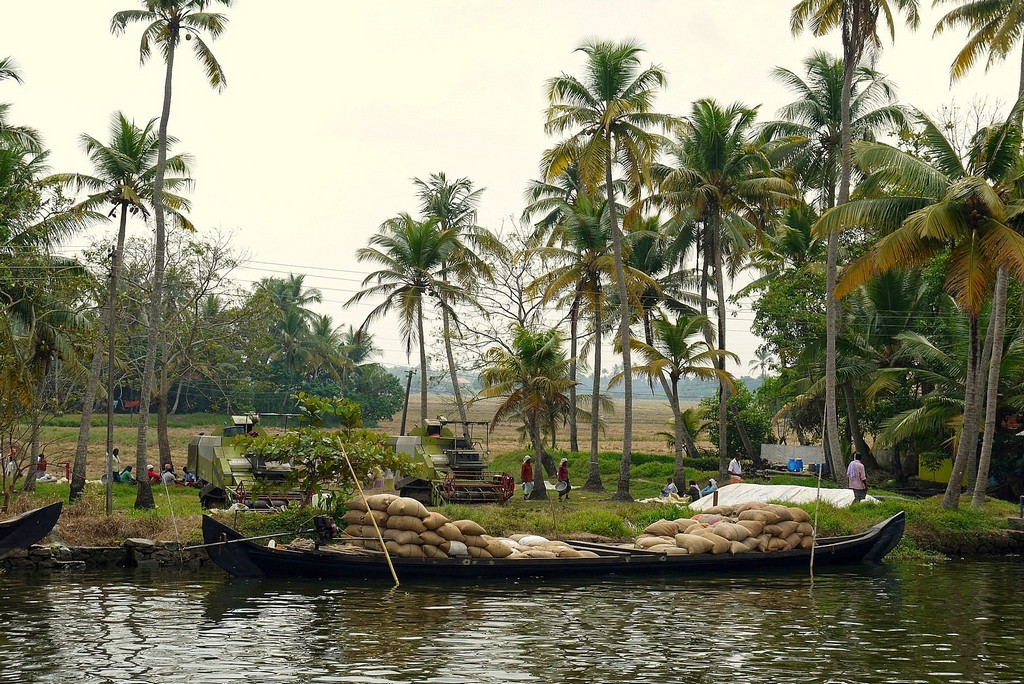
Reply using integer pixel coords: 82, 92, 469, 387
519, 455, 572, 501
115, 461, 197, 486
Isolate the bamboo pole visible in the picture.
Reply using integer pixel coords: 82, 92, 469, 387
343, 450, 399, 587
809, 450, 824, 581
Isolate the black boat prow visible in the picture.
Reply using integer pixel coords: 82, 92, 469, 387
202, 510, 907, 581
0, 501, 63, 559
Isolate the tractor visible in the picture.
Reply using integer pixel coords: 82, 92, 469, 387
391, 418, 514, 505
187, 414, 301, 509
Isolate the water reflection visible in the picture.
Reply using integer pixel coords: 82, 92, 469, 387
0, 558, 1021, 683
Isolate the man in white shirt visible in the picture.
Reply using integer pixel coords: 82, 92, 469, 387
728, 456, 743, 483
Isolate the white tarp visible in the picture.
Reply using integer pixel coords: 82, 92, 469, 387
688, 482, 879, 510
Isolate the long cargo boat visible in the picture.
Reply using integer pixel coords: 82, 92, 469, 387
202, 510, 906, 581
0, 501, 62, 559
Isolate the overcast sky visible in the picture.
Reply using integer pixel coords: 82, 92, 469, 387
3, 1, 1019, 374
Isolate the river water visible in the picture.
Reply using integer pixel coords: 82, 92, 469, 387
0, 557, 1021, 683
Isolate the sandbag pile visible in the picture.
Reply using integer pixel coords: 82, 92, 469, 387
338, 494, 599, 560
633, 501, 815, 556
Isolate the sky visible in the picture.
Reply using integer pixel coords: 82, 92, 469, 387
2, 1, 1020, 375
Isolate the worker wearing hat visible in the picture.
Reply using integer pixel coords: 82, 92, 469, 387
557, 457, 571, 501
520, 455, 534, 498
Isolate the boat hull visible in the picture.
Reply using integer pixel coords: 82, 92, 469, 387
0, 501, 63, 559
202, 511, 906, 581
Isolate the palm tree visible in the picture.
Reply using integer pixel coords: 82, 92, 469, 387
819, 107, 1024, 509
791, 0, 920, 486
658, 98, 796, 479
413, 173, 490, 435
111, 0, 231, 509
0, 57, 41, 152
348, 214, 469, 426
934, 0, 1024, 506
529, 192, 616, 490
749, 349, 774, 378
476, 326, 575, 500
613, 312, 737, 490
759, 50, 908, 209
52, 112, 193, 500
543, 38, 672, 501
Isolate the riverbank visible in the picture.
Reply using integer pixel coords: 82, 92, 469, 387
4, 480, 1022, 573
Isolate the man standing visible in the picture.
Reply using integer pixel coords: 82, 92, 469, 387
847, 454, 868, 502
728, 456, 743, 483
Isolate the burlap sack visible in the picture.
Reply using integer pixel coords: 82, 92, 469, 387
553, 547, 584, 558
643, 519, 679, 537
383, 529, 422, 545
636, 535, 675, 549
763, 524, 783, 538
713, 522, 751, 542
421, 544, 449, 559
799, 535, 815, 549
517, 535, 551, 547
700, 532, 732, 554
576, 550, 601, 558
650, 544, 688, 555
704, 505, 737, 516
341, 509, 365, 524
362, 510, 389, 527
386, 515, 428, 533
342, 524, 363, 538
767, 537, 788, 552
344, 496, 368, 512
453, 519, 487, 536
387, 497, 429, 519
742, 536, 762, 551
422, 512, 448, 531
674, 533, 714, 555
463, 534, 489, 549
516, 549, 557, 559
765, 504, 794, 522
736, 520, 764, 537
364, 540, 382, 552
785, 533, 803, 550
435, 523, 466, 543
776, 521, 800, 538
788, 507, 812, 523
738, 509, 781, 525
729, 540, 751, 554
419, 530, 446, 546
673, 518, 702, 533
395, 543, 425, 558
735, 501, 767, 513
486, 540, 513, 558
754, 534, 770, 552
467, 545, 493, 559
796, 522, 814, 536
365, 493, 399, 512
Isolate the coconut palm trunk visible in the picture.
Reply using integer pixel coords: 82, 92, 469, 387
568, 291, 580, 453
417, 303, 428, 425
973, 269, 1007, 507
842, 381, 875, 468
943, 315, 983, 508
441, 303, 468, 433
713, 216, 730, 480
607, 152, 634, 502
134, 40, 178, 510
584, 287, 604, 491
22, 378, 45, 493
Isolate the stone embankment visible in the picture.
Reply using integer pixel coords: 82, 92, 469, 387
920, 528, 1024, 556
1, 538, 210, 572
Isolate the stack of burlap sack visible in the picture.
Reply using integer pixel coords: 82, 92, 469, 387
338, 494, 600, 560
633, 501, 815, 555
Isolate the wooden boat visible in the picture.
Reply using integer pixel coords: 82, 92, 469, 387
202, 510, 906, 581
0, 501, 62, 559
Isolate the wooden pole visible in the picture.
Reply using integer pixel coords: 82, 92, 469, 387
343, 450, 399, 587
809, 454, 824, 581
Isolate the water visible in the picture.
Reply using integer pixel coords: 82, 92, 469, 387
0, 558, 1022, 683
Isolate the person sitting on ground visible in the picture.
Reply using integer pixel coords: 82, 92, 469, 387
160, 463, 176, 484
110, 447, 120, 465
36, 453, 47, 479
147, 465, 160, 485
687, 480, 702, 501
728, 456, 743, 483
700, 478, 718, 497
117, 465, 135, 484
181, 466, 197, 486
660, 478, 678, 498
557, 457, 571, 501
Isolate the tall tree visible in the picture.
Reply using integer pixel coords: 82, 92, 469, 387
819, 107, 1024, 509
614, 312, 736, 490
53, 112, 193, 500
348, 214, 469, 426
935, 0, 1024, 506
112, 0, 231, 509
659, 99, 796, 477
477, 326, 575, 500
791, 0, 920, 484
543, 38, 671, 501
413, 173, 490, 435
